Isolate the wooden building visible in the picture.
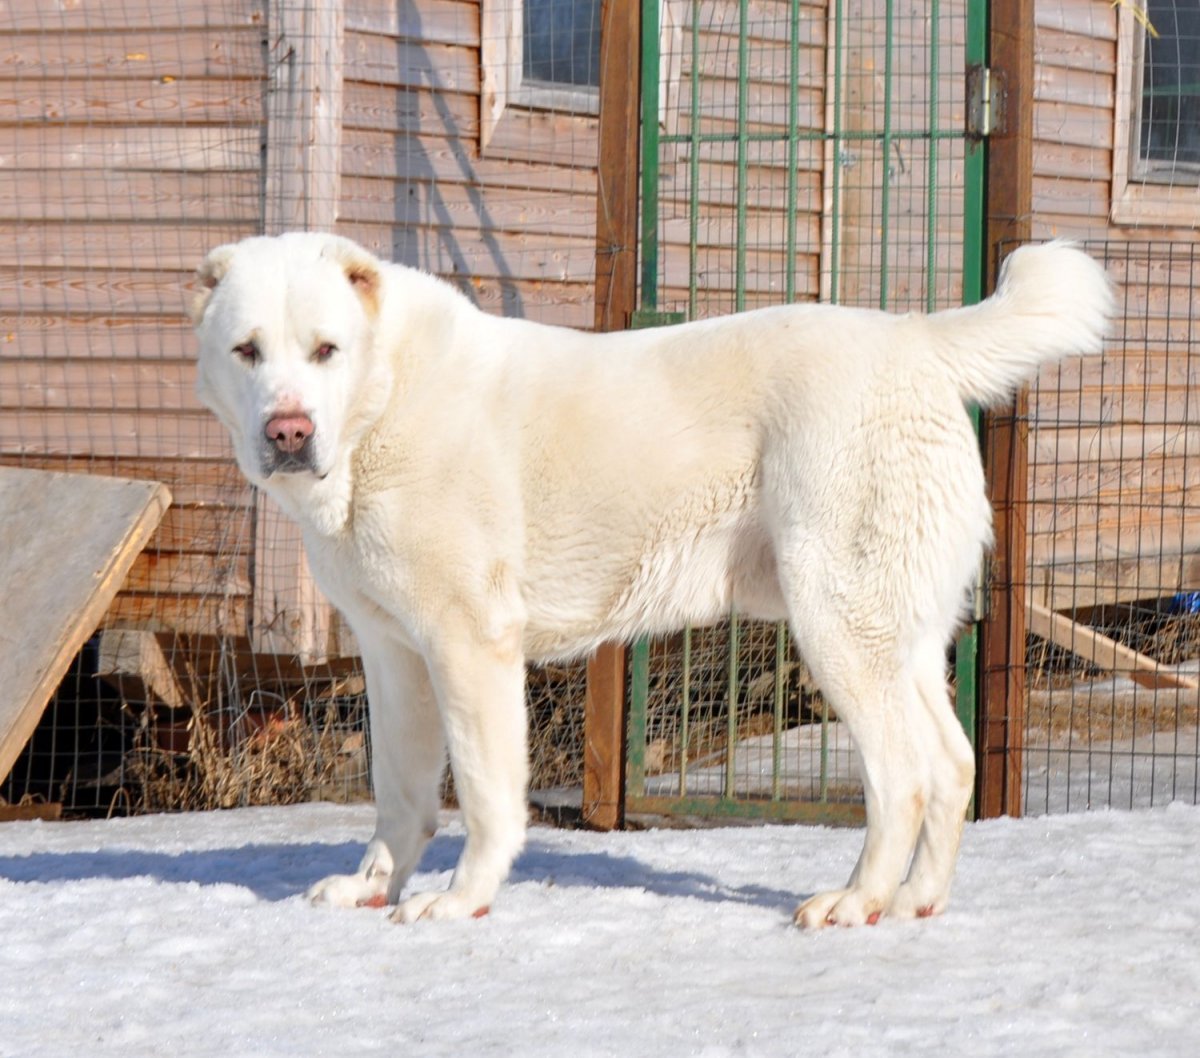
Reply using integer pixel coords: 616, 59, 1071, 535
1024, 0, 1200, 614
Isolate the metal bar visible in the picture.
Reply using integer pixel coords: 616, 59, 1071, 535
785, 0, 800, 303
726, 611, 740, 797
962, 0, 988, 306
819, 694, 830, 802
660, 127, 967, 146
925, 0, 940, 313
688, 0, 701, 318
772, 621, 786, 801
639, 0, 662, 312
627, 638, 650, 798
956, 0, 989, 809
681, 624, 691, 795
879, 0, 895, 309
734, 0, 749, 312
830, 0, 844, 305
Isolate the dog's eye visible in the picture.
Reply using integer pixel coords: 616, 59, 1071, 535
232, 341, 259, 364
313, 342, 337, 363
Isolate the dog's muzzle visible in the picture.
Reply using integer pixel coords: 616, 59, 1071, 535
262, 411, 317, 475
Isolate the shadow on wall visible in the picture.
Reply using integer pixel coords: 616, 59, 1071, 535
389, 0, 525, 318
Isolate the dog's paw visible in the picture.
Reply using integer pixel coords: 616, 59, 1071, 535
306, 871, 388, 909
887, 882, 944, 921
793, 888, 885, 929
390, 890, 490, 924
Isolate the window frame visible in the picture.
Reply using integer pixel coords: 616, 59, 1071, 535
1111, 2, 1200, 225
481, 0, 681, 154
481, 0, 598, 155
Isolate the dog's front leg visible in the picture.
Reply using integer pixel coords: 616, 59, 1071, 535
391, 627, 529, 923
308, 637, 445, 909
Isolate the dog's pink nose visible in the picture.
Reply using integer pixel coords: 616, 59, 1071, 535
265, 414, 314, 454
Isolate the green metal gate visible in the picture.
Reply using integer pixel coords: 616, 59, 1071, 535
624, 0, 987, 824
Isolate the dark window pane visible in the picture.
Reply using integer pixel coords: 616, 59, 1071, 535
1140, 0, 1200, 167
523, 0, 602, 87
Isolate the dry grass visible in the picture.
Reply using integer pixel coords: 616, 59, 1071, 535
104, 606, 1197, 813
119, 654, 369, 815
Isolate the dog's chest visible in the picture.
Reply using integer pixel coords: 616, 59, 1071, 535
300, 521, 423, 647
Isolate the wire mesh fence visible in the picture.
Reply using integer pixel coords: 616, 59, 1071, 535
2, 0, 1198, 823
1022, 240, 1200, 814
987, 0, 1200, 815
1, 0, 598, 815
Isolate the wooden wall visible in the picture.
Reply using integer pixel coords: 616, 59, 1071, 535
336, 0, 600, 328
0, 0, 264, 637
0, 0, 608, 650
1028, 0, 1200, 610
5, 0, 1194, 647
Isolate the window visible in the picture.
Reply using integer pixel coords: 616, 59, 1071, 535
1113, 0, 1200, 224
523, 0, 601, 88
481, 0, 601, 153
481, 0, 680, 154
1136, 0, 1200, 179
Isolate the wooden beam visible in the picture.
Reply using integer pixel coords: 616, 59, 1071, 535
97, 629, 186, 709
978, 0, 1034, 820
582, 0, 641, 830
264, 0, 343, 234
257, 0, 345, 660
0, 803, 62, 822
1026, 602, 1200, 692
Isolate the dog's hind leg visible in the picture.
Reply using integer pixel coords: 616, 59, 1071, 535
889, 636, 975, 920
786, 599, 930, 928
391, 626, 530, 923
308, 639, 445, 909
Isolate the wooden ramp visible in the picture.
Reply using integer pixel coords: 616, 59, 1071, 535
1027, 600, 1200, 692
0, 468, 172, 787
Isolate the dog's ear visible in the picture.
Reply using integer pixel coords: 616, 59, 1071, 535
321, 236, 382, 319
189, 244, 237, 326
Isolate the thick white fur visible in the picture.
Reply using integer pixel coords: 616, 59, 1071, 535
191, 234, 1112, 927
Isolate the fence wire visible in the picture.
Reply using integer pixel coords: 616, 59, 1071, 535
1, 0, 596, 815
3, 0, 1198, 823
1023, 241, 1200, 814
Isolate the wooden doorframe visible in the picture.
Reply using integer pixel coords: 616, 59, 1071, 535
582, 0, 642, 830
976, 0, 1034, 819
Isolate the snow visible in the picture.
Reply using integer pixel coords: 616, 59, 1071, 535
1, 801, 1198, 1057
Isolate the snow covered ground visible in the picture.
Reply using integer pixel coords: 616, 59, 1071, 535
1, 800, 1197, 1056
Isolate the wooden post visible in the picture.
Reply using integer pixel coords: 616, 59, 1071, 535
256, 0, 345, 661
583, 0, 641, 829
977, 0, 1033, 818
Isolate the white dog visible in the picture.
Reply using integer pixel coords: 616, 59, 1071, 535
191, 234, 1111, 927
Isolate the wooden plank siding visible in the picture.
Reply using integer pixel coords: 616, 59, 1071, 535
337, 0, 600, 328
1029, 0, 1200, 611
0, 0, 265, 638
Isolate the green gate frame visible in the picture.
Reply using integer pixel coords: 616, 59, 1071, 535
624, 0, 989, 825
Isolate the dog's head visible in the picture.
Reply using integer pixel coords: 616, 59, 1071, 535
190, 233, 386, 504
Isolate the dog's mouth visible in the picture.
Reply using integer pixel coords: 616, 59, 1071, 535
262, 449, 320, 477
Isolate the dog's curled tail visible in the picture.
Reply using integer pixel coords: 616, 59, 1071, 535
928, 240, 1114, 407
